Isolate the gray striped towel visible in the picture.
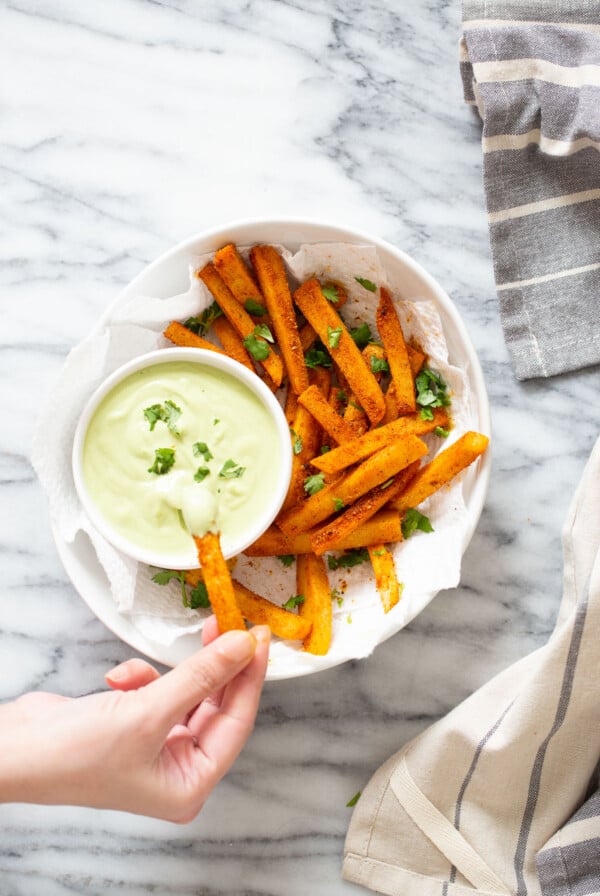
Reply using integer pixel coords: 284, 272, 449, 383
343, 434, 600, 896
460, 1, 600, 380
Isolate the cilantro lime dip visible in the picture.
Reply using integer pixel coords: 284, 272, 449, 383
82, 360, 283, 557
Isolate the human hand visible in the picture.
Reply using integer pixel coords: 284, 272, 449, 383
0, 619, 270, 822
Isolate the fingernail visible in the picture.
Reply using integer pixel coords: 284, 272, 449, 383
253, 625, 271, 645
106, 661, 129, 681
217, 630, 256, 663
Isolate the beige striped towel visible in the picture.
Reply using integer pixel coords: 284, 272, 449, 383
460, 1, 600, 379
343, 434, 600, 896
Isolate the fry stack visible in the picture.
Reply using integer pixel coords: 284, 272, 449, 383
164, 243, 489, 655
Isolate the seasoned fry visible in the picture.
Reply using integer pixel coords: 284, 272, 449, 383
285, 387, 299, 425
164, 321, 228, 355
213, 243, 263, 306
310, 407, 450, 475
197, 262, 284, 387
297, 553, 332, 655
212, 316, 255, 372
382, 381, 400, 423
362, 343, 387, 382
299, 321, 318, 352
310, 460, 420, 556
278, 435, 428, 537
343, 393, 369, 436
244, 508, 402, 556
281, 403, 323, 512
391, 431, 490, 513
368, 545, 402, 613
309, 364, 332, 396
193, 532, 245, 632
298, 385, 357, 445
232, 579, 311, 641
250, 245, 309, 396
293, 278, 386, 425
408, 344, 426, 377
376, 286, 416, 415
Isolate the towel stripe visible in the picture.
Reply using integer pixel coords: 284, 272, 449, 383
473, 58, 600, 89
483, 130, 600, 156
487, 188, 600, 223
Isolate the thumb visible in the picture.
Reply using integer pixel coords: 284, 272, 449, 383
140, 629, 256, 733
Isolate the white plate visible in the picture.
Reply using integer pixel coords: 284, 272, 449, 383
53, 217, 491, 678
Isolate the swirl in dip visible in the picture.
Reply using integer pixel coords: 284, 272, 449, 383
81, 360, 283, 558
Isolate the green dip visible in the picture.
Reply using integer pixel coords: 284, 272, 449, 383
82, 360, 283, 557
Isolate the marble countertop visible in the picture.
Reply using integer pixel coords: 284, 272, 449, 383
2, 1, 599, 894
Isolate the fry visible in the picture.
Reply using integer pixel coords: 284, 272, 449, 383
391, 431, 490, 513
368, 545, 402, 613
193, 532, 245, 632
376, 286, 416, 414
310, 407, 450, 475
214, 243, 263, 306
281, 403, 323, 512
299, 321, 318, 352
197, 262, 284, 387
298, 385, 357, 445
297, 553, 332, 655
343, 393, 369, 436
293, 278, 385, 425
278, 435, 428, 537
408, 344, 426, 376
382, 381, 400, 423
244, 508, 402, 555
232, 579, 311, 641
250, 245, 309, 396
164, 321, 227, 355
285, 387, 299, 425
310, 460, 420, 556
212, 316, 255, 372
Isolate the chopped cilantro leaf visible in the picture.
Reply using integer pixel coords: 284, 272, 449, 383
415, 368, 451, 417
184, 302, 223, 336
277, 554, 295, 567
148, 448, 175, 475
333, 497, 345, 511
327, 548, 369, 570
243, 326, 271, 361
194, 466, 210, 482
244, 299, 267, 316
290, 428, 303, 456
346, 791, 362, 807
188, 580, 211, 609
336, 389, 348, 403
380, 478, 394, 489
434, 425, 449, 438
370, 356, 390, 374
219, 459, 245, 479
320, 445, 331, 454
283, 594, 305, 609
304, 473, 326, 495
143, 400, 181, 435
372, 548, 386, 556
327, 325, 342, 349
349, 322, 372, 348
151, 568, 187, 605
193, 441, 213, 462
401, 508, 434, 539
355, 276, 377, 292
321, 284, 339, 304
305, 343, 332, 369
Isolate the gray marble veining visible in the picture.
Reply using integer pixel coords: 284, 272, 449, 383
1, 1, 599, 893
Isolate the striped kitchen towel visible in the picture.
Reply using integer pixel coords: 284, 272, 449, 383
460, 1, 600, 380
343, 434, 600, 896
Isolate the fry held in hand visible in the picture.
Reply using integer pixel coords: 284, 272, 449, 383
193, 532, 245, 633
